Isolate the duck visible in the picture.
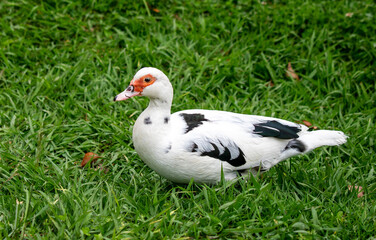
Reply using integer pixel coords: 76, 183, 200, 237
114, 67, 347, 184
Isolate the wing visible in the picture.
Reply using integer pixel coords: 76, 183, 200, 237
169, 109, 307, 168
173, 109, 305, 139
188, 135, 247, 167
253, 120, 301, 139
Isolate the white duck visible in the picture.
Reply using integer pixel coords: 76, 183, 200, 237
114, 67, 347, 184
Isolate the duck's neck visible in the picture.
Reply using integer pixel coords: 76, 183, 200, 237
138, 97, 173, 128
134, 84, 173, 140
145, 97, 172, 115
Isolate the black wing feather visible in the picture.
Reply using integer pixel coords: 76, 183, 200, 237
191, 141, 246, 167
253, 120, 300, 139
180, 113, 209, 133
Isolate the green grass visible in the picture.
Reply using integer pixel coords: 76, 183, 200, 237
1, 0, 375, 238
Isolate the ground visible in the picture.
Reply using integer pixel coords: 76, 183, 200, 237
0, 0, 375, 239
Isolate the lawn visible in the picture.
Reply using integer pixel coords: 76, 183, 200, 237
0, 0, 375, 239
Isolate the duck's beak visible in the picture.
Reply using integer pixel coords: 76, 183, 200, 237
113, 85, 141, 101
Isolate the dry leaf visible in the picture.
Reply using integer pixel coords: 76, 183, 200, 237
174, 14, 181, 20
345, 12, 353, 18
302, 120, 313, 127
266, 80, 275, 87
81, 152, 109, 173
348, 185, 364, 198
81, 152, 101, 168
145, 1, 160, 13
286, 62, 300, 80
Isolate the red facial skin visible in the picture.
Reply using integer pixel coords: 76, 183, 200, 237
130, 74, 156, 93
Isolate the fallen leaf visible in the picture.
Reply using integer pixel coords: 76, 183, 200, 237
174, 14, 181, 20
302, 120, 313, 127
81, 152, 101, 168
286, 62, 300, 80
348, 185, 364, 198
345, 12, 353, 18
145, 2, 160, 13
266, 80, 275, 87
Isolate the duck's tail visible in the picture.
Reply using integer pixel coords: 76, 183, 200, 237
280, 130, 348, 160
299, 130, 348, 152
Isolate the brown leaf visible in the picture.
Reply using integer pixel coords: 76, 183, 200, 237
302, 120, 313, 127
174, 14, 181, 20
266, 80, 275, 87
348, 185, 364, 198
145, 1, 160, 13
81, 152, 101, 168
286, 62, 300, 80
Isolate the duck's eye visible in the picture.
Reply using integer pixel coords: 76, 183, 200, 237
144, 77, 151, 83
127, 85, 134, 92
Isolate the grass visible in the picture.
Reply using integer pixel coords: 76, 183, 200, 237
0, 0, 375, 238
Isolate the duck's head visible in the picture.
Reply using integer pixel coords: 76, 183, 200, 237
114, 67, 172, 102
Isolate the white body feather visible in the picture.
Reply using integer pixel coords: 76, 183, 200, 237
133, 108, 347, 184
116, 67, 348, 184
